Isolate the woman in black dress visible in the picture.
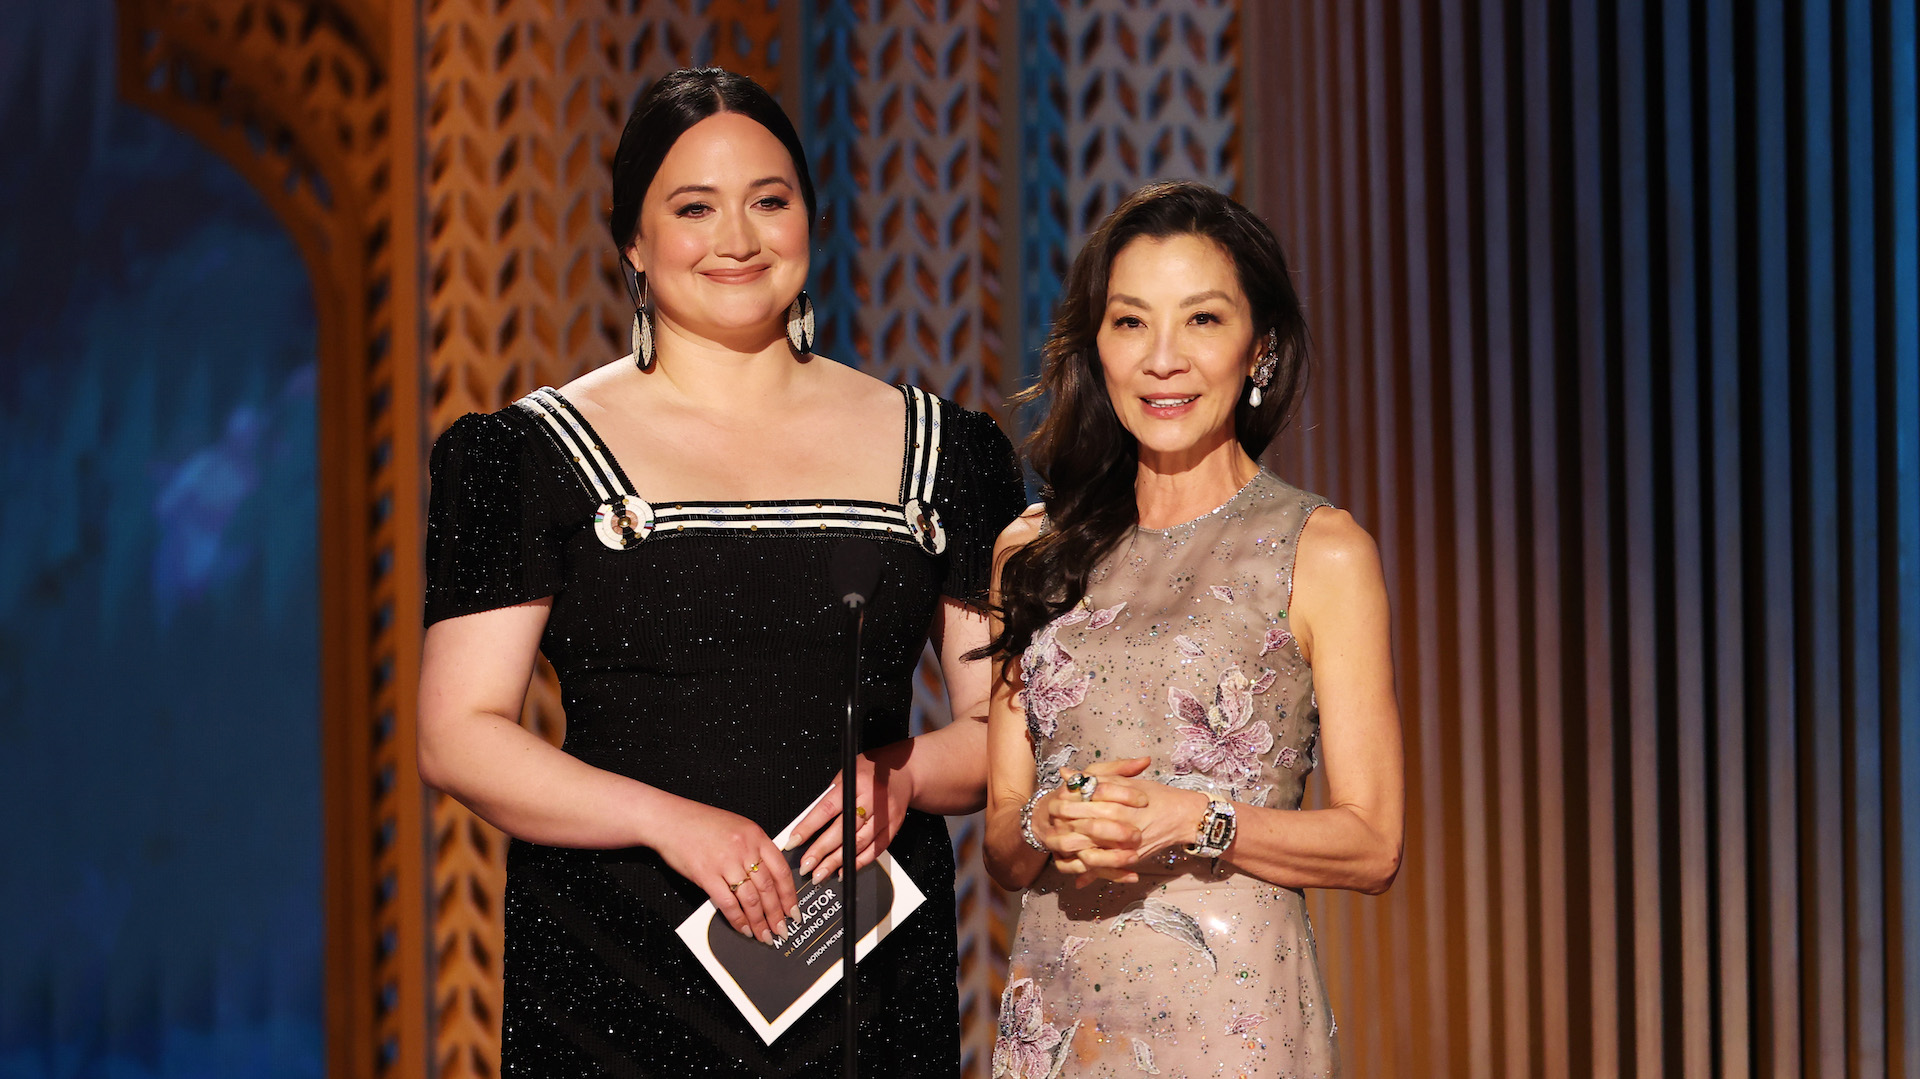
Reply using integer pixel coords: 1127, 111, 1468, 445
417, 68, 1027, 1076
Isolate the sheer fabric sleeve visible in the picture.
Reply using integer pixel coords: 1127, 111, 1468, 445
934, 403, 1030, 607
423, 410, 571, 626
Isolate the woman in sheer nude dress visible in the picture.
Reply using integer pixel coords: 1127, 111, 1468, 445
980, 182, 1405, 1079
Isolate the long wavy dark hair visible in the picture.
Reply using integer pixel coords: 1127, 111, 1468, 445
979, 180, 1310, 665
608, 68, 816, 304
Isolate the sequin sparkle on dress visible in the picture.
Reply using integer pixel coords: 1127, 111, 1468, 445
999, 468, 1339, 1079
424, 385, 1027, 1078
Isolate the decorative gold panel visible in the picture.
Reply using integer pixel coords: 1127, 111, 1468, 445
114, 0, 431, 1075
417, 3, 782, 1075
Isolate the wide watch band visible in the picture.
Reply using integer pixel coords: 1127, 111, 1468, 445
1182, 798, 1238, 860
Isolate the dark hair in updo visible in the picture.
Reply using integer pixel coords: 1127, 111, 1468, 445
608, 68, 816, 300
977, 180, 1310, 665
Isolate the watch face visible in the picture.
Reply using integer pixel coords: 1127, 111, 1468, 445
1203, 814, 1233, 848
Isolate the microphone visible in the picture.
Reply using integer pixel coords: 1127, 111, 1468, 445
829, 537, 882, 608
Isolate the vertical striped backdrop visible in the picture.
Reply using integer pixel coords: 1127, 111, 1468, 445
1250, 2, 1920, 1075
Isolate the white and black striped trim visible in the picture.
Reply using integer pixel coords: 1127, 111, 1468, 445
515, 388, 655, 549
901, 385, 942, 503
900, 386, 948, 554
517, 388, 629, 501
511, 385, 950, 549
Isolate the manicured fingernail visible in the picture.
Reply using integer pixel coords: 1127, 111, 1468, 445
758, 928, 773, 945
799, 858, 815, 875
788, 904, 801, 922
735, 922, 751, 936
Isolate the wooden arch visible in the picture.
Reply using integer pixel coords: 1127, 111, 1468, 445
113, 1, 430, 1075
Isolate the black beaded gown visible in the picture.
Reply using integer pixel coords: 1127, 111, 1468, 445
424, 384, 1028, 1078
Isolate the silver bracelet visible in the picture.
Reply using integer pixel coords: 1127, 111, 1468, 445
1020, 786, 1056, 852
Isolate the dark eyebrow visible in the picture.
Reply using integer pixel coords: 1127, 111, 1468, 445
1178, 289, 1233, 307
1106, 289, 1234, 308
664, 177, 794, 200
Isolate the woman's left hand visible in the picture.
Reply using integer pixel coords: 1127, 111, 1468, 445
786, 743, 916, 883
1049, 767, 1212, 885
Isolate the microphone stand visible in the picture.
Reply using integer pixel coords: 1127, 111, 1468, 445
839, 594, 866, 1079
828, 537, 879, 1079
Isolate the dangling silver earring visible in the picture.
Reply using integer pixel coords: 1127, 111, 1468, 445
1248, 328, 1279, 407
786, 290, 815, 355
632, 277, 655, 371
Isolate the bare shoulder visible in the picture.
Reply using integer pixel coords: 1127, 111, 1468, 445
1292, 507, 1388, 650
554, 356, 641, 408
994, 504, 1048, 555
810, 353, 899, 400
1296, 506, 1380, 576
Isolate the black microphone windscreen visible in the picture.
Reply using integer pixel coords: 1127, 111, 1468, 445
828, 537, 883, 608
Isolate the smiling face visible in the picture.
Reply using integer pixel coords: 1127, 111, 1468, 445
1095, 233, 1261, 467
625, 111, 811, 350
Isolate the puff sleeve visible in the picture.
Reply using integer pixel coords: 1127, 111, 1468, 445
423, 410, 572, 626
932, 403, 1030, 606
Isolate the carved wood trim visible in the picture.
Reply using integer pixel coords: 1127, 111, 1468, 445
114, 2, 430, 1075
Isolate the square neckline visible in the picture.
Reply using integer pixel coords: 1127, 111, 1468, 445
538, 383, 922, 512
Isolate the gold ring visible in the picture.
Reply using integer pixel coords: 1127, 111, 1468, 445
745, 862, 761, 875
855, 806, 868, 821
727, 878, 744, 892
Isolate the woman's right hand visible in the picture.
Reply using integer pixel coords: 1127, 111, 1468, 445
1031, 757, 1152, 875
650, 796, 799, 945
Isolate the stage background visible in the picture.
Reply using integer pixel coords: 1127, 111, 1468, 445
1, 1, 1914, 1077
0, 2, 324, 1076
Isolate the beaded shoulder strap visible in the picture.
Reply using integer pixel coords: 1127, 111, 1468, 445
514, 387, 654, 550
898, 385, 949, 554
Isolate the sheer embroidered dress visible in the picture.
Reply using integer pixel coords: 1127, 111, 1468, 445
1000, 470, 1339, 1079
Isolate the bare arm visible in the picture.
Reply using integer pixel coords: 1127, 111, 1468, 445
1059, 508, 1405, 894
899, 596, 996, 815
978, 512, 1150, 891
418, 602, 800, 941
420, 601, 656, 846
981, 512, 1054, 890
1225, 507, 1403, 892
789, 595, 998, 878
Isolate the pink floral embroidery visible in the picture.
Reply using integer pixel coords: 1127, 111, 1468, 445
1225, 1012, 1268, 1037
1259, 625, 1293, 657
993, 978, 1072, 1079
1250, 668, 1278, 694
1208, 585, 1235, 603
1174, 635, 1207, 659
1087, 601, 1127, 630
1277, 746, 1300, 769
1168, 667, 1275, 786
1019, 620, 1092, 741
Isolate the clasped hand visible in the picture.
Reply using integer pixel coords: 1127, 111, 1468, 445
1028, 757, 1213, 886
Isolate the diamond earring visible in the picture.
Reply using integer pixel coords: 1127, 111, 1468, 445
1248, 328, 1278, 406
